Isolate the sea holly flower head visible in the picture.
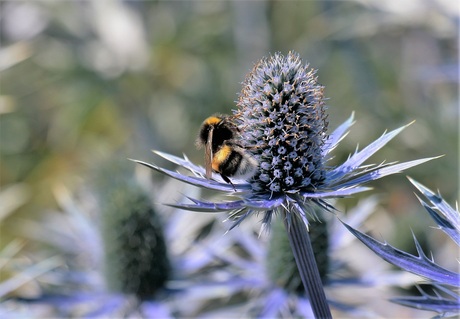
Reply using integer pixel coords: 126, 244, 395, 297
132, 51, 436, 318
234, 52, 328, 195
134, 51, 434, 231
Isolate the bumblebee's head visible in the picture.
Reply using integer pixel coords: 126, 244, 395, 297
196, 115, 237, 149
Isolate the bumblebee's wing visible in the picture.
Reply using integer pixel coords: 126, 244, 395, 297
205, 127, 213, 179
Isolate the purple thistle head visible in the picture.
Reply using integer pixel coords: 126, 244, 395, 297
131, 51, 437, 319
235, 52, 328, 195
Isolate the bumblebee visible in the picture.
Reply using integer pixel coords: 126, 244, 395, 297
196, 114, 257, 187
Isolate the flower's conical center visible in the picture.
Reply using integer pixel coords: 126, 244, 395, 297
235, 52, 328, 195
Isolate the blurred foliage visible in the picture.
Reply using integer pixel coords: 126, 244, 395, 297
0, 0, 458, 304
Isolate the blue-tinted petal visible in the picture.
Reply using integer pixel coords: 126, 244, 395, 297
258, 288, 289, 318
418, 197, 460, 246
390, 286, 460, 316
153, 150, 204, 176
260, 209, 275, 228
333, 157, 438, 189
0, 256, 61, 297
391, 296, 459, 316
244, 195, 286, 210
141, 301, 174, 319
291, 200, 311, 229
13, 293, 133, 317
299, 186, 372, 198
130, 159, 249, 192
323, 112, 354, 156
312, 198, 337, 213
327, 123, 412, 181
409, 177, 460, 231
84, 293, 127, 318
153, 151, 252, 186
167, 197, 246, 212
297, 297, 315, 318
228, 209, 255, 230
12, 292, 100, 311
342, 222, 460, 287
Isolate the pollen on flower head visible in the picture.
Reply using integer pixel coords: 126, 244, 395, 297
235, 51, 328, 194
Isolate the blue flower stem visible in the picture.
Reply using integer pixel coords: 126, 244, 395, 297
283, 210, 332, 319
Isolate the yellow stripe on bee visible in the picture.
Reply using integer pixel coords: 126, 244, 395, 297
204, 116, 222, 126
212, 145, 232, 171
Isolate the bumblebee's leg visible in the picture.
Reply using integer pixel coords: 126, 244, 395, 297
220, 174, 236, 191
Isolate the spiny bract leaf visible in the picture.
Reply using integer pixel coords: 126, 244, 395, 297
409, 177, 460, 245
391, 285, 460, 317
327, 124, 411, 181
341, 222, 459, 287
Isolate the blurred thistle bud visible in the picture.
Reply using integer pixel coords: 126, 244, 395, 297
99, 171, 170, 300
235, 51, 328, 194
